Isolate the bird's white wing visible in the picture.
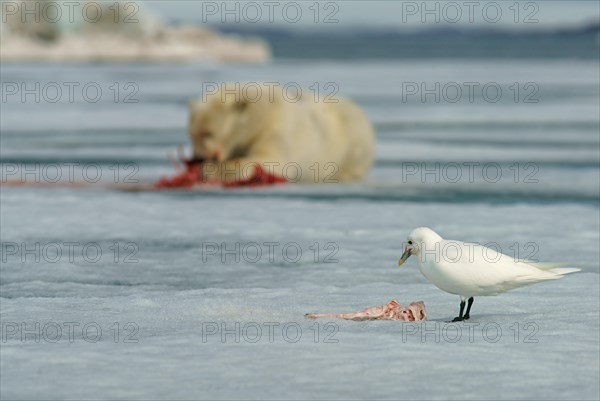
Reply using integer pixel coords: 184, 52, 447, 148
426, 240, 571, 296
521, 261, 580, 275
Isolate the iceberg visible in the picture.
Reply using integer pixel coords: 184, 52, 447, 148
0, 0, 270, 63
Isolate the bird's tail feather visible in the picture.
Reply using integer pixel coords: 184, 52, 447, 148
549, 267, 580, 276
524, 262, 580, 275
523, 261, 568, 270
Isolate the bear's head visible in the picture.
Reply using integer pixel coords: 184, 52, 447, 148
188, 83, 283, 162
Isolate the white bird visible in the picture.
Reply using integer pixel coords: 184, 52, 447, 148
397, 227, 580, 321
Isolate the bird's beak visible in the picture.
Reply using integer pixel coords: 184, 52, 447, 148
398, 249, 412, 267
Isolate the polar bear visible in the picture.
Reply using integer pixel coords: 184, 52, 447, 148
187, 83, 374, 184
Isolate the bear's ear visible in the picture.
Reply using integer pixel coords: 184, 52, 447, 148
188, 98, 199, 110
234, 100, 248, 112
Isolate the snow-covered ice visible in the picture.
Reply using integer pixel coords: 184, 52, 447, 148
1, 59, 599, 400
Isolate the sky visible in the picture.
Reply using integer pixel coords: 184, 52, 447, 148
144, 0, 600, 31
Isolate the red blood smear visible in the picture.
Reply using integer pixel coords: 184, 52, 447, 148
154, 160, 203, 189
223, 165, 287, 188
154, 160, 287, 189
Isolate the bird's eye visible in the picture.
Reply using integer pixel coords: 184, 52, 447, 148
408, 241, 413, 245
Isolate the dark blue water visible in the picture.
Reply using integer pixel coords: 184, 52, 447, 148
213, 25, 600, 59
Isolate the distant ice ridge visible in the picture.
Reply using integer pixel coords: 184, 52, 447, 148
0, 0, 270, 63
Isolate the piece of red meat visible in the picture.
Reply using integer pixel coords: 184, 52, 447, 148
154, 151, 287, 189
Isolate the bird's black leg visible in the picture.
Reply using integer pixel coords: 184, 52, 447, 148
451, 300, 466, 322
464, 297, 474, 320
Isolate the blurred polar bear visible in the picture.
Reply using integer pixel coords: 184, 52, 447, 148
188, 83, 374, 183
